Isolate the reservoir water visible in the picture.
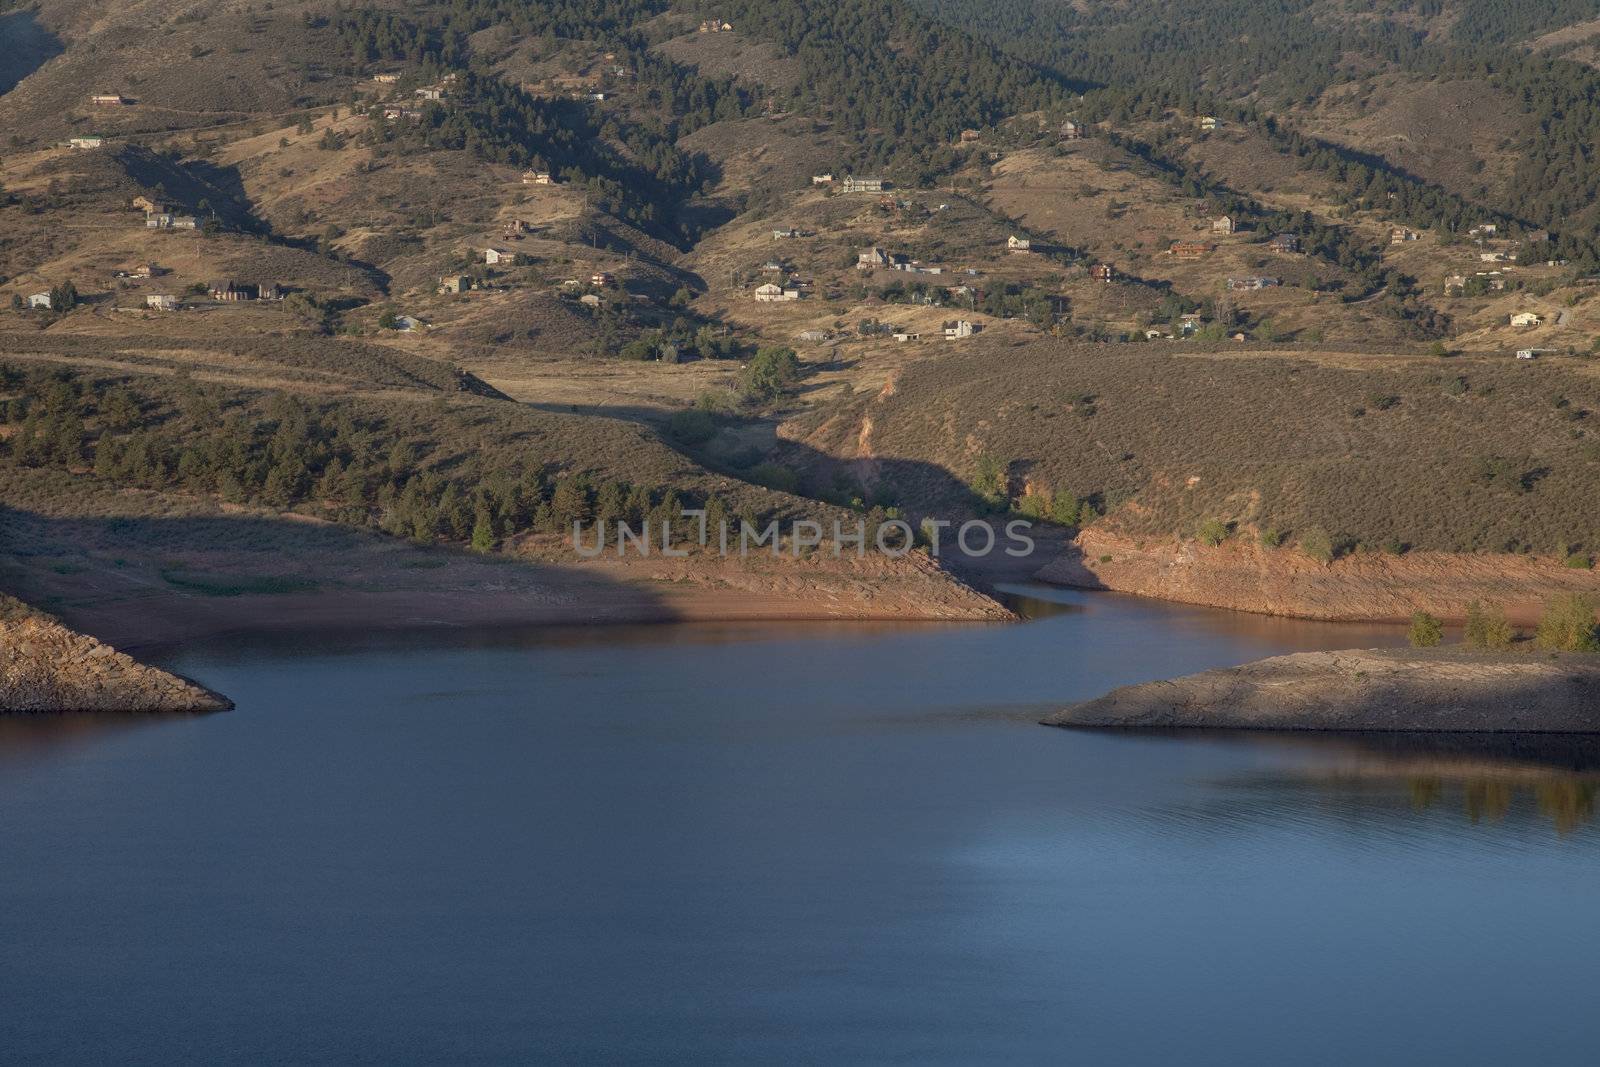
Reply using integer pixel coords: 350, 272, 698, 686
1, 585, 1596, 1063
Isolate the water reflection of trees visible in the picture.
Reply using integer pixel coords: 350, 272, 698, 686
1406, 776, 1597, 834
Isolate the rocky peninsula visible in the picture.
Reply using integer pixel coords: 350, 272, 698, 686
0, 595, 231, 713
1046, 648, 1600, 733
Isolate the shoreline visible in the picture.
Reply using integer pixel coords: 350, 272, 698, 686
23, 547, 1017, 654
1036, 529, 1600, 625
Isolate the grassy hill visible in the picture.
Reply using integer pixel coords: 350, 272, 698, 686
794, 340, 1600, 557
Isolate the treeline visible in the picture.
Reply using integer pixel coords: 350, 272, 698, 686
0, 365, 756, 551
690, 0, 1070, 174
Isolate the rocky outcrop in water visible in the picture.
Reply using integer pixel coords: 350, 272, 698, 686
0, 595, 231, 713
1046, 648, 1600, 733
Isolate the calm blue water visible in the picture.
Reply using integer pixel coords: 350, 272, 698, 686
1, 586, 1596, 1064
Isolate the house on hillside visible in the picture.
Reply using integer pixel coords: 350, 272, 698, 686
210, 281, 259, 302
1007, 235, 1032, 253
1480, 251, 1508, 263
383, 107, 424, 121
146, 213, 174, 229
522, 170, 553, 185
1211, 215, 1235, 235
1059, 120, 1083, 141
1390, 227, 1419, 244
591, 272, 615, 287
415, 87, 447, 101
842, 176, 887, 194
1090, 263, 1116, 283
132, 196, 166, 215
439, 275, 471, 294
1268, 233, 1301, 254
373, 73, 400, 85
857, 247, 890, 270
960, 129, 981, 143
753, 283, 798, 302
1197, 115, 1219, 132
69, 136, 105, 150
145, 294, 179, 311
1170, 241, 1214, 260
503, 219, 531, 238
28, 293, 52, 310
1443, 274, 1468, 293
1511, 312, 1542, 328
811, 174, 834, 185
1226, 276, 1279, 291
699, 20, 733, 32
772, 228, 804, 240
90, 93, 125, 106
171, 216, 199, 230
943, 320, 977, 338
484, 248, 517, 266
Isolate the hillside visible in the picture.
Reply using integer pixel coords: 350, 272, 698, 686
4, 0, 1600, 629
793, 340, 1600, 557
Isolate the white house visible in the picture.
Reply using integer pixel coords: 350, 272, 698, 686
753, 283, 798, 303
522, 171, 553, 185
1006, 235, 1032, 253
1212, 215, 1235, 235
811, 174, 834, 185
841, 176, 886, 194
943, 319, 976, 338
145, 294, 178, 311
69, 136, 105, 150
171, 216, 199, 230
484, 248, 516, 266
1511, 312, 1542, 328
28, 292, 52, 310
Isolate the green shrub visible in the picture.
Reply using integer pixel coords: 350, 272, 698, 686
1463, 600, 1514, 651
1258, 526, 1285, 548
748, 462, 799, 494
1408, 611, 1444, 648
739, 346, 801, 401
667, 409, 717, 445
1564, 552, 1593, 570
1197, 518, 1230, 546
969, 453, 1008, 508
1535, 594, 1600, 652
1300, 526, 1335, 564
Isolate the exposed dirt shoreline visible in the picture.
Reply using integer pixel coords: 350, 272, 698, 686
1037, 529, 1600, 624
1046, 647, 1600, 733
28, 546, 1015, 654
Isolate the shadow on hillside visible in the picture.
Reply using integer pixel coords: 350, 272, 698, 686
516, 399, 1081, 585
0, 11, 62, 96
0, 504, 672, 650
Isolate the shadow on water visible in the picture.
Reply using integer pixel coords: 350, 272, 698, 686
1118, 727, 1600, 835
0, 12, 63, 96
